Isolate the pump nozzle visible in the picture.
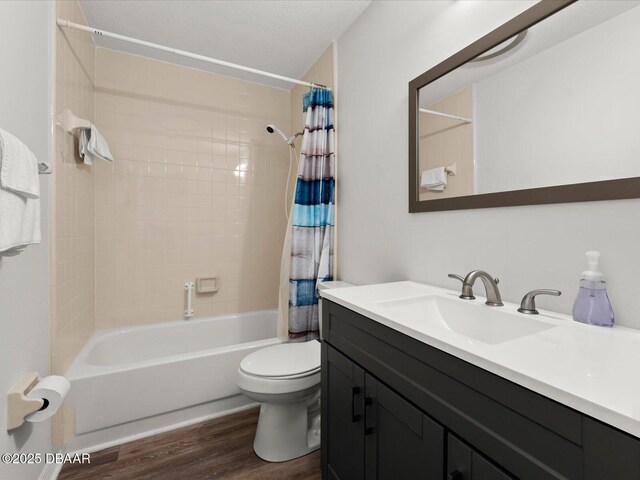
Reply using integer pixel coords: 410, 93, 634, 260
582, 251, 604, 282
586, 251, 599, 270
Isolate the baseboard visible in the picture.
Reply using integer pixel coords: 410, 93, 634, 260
37, 456, 63, 480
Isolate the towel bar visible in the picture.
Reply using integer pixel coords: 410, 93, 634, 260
56, 109, 90, 137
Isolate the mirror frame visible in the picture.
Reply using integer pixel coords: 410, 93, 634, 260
408, 0, 640, 213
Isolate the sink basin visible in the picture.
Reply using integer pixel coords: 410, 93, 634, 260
376, 295, 556, 345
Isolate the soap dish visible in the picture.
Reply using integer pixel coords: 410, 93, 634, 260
196, 275, 219, 294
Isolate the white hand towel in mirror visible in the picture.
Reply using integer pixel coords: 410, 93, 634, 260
421, 167, 447, 191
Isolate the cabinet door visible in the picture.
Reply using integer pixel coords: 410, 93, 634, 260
447, 434, 472, 480
322, 344, 365, 480
364, 375, 444, 480
447, 434, 515, 480
472, 455, 514, 480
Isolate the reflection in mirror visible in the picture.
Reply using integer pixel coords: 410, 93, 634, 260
417, 1, 640, 203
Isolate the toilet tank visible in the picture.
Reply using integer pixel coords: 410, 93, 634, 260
317, 281, 354, 340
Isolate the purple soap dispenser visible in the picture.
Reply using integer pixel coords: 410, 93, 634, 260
572, 251, 614, 327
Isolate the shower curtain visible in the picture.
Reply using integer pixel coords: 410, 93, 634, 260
288, 87, 335, 341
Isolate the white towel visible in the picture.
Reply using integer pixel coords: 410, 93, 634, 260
0, 128, 41, 254
79, 124, 113, 165
0, 128, 40, 199
420, 167, 447, 191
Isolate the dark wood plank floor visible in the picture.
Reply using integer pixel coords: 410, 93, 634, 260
59, 407, 321, 480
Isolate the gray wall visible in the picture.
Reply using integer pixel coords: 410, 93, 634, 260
337, 0, 640, 328
0, 2, 53, 479
475, 4, 640, 193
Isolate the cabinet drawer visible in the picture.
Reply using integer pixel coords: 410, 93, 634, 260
324, 300, 583, 479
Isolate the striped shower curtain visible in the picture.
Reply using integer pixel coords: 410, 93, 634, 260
288, 87, 335, 341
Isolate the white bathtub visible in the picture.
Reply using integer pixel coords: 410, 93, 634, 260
67, 310, 281, 442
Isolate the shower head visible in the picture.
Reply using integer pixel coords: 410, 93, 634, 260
266, 124, 289, 143
266, 124, 303, 146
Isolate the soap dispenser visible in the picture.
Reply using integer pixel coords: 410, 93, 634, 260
572, 251, 614, 327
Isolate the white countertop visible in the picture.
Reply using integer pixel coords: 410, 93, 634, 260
321, 281, 640, 438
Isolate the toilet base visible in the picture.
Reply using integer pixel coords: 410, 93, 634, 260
253, 399, 320, 462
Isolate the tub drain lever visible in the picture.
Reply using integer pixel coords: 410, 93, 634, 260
185, 281, 194, 319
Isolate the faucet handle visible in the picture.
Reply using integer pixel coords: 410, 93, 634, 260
449, 274, 475, 300
518, 289, 561, 315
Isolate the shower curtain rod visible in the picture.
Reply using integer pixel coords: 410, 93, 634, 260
419, 108, 472, 124
56, 18, 331, 91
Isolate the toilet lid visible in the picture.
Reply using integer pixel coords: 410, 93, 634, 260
240, 341, 321, 378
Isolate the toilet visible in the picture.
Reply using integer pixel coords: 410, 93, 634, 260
237, 341, 321, 462
236, 281, 353, 462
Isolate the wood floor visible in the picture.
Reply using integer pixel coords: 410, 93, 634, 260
58, 407, 321, 480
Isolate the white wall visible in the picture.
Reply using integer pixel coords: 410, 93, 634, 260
337, 0, 640, 329
475, 4, 640, 193
0, 2, 54, 479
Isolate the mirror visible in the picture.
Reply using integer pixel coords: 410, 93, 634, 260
409, 0, 640, 212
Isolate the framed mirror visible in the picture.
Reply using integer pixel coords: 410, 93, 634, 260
409, 0, 640, 213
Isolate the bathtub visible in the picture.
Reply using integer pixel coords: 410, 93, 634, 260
67, 310, 281, 441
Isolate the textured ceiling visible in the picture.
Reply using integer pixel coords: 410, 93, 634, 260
77, 0, 370, 90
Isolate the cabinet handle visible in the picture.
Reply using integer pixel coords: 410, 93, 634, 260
364, 397, 375, 435
447, 471, 463, 480
351, 386, 362, 422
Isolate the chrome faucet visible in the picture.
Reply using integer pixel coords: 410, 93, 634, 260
518, 289, 561, 314
448, 274, 474, 299
450, 271, 503, 306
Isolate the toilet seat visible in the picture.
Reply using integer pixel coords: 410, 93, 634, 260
237, 341, 321, 395
237, 369, 320, 395
240, 341, 320, 379
241, 367, 320, 381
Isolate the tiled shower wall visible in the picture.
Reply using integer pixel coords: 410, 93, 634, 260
51, 0, 96, 446
93, 49, 291, 328
51, 0, 96, 376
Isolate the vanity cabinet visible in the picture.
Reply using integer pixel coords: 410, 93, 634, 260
364, 375, 444, 480
321, 299, 640, 480
447, 434, 513, 480
323, 345, 365, 480
323, 345, 444, 480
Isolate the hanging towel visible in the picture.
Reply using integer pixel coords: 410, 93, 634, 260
0, 128, 41, 254
79, 124, 113, 165
0, 128, 40, 199
420, 167, 447, 191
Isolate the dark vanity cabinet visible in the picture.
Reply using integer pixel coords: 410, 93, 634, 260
323, 345, 444, 480
321, 299, 640, 480
323, 346, 365, 480
447, 434, 513, 480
